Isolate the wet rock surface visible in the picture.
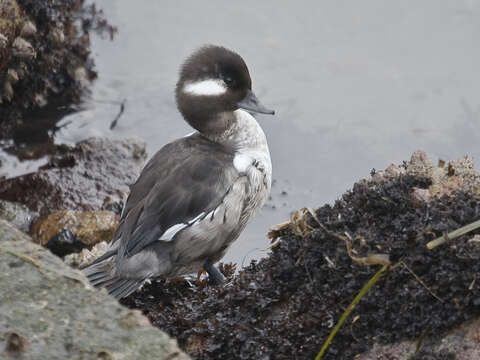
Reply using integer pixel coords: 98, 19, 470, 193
120, 153, 480, 360
0, 0, 116, 140
0, 219, 189, 360
0, 137, 146, 216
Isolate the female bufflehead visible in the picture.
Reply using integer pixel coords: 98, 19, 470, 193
83, 45, 274, 299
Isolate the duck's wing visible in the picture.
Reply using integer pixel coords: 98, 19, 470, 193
114, 134, 240, 259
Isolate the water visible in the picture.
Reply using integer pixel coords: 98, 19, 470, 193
7, 0, 480, 265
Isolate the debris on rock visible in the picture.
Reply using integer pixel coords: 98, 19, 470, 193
0, 137, 146, 216
64, 241, 108, 268
121, 152, 480, 360
31, 210, 118, 248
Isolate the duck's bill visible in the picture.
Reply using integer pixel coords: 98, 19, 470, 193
237, 90, 275, 115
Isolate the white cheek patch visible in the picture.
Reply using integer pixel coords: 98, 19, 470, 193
183, 79, 227, 96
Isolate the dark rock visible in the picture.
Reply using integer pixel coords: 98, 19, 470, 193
0, 137, 147, 216
44, 229, 86, 257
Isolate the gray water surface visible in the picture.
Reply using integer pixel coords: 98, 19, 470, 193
53, 0, 480, 265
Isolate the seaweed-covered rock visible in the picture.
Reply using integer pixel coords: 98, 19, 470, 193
0, 137, 146, 215
121, 152, 480, 360
0, 219, 189, 360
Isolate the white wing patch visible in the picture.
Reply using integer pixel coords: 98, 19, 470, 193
188, 212, 205, 225
183, 79, 226, 96
160, 223, 188, 241
158, 212, 206, 241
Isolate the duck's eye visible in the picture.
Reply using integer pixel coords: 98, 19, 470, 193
223, 76, 234, 86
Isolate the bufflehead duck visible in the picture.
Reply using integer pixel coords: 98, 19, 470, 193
83, 45, 274, 299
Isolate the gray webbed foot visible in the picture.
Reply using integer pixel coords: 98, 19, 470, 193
204, 262, 226, 285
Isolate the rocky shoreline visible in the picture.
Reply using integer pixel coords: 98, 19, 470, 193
1, 143, 480, 359
1, 1, 479, 359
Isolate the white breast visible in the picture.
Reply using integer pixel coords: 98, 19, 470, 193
230, 110, 272, 224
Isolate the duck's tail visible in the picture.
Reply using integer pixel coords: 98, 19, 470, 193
82, 257, 146, 300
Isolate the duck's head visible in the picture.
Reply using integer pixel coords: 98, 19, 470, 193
176, 45, 274, 134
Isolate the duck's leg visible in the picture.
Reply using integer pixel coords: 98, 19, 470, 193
204, 262, 226, 284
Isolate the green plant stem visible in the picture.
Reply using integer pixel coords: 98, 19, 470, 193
426, 219, 480, 250
314, 264, 389, 360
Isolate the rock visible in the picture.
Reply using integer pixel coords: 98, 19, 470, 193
3, 81, 14, 102
33, 92, 47, 107
49, 27, 65, 45
410, 186, 431, 206
64, 241, 109, 268
406, 150, 435, 178
74, 66, 89, 87
371, 164, 405, 184
0, 200, 37, 233
0, 219, 189, 360
376, 151, 480, 201
31, 210, 119, 252
384, 163, 405, 177
12, 37, 35, 58
20, 21, 37, 37
0, 137, 147, 216
356, 318, 480, 359
43, 228, 87, 257
0, 33, 7, 48
429, 155, 480, 198
6, 68, 19, 83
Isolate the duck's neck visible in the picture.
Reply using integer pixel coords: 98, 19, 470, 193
202, 110, 269, 152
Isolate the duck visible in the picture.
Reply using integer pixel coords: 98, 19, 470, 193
83, 45, 274, 299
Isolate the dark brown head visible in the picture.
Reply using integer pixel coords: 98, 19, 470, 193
175, 45, 274, 134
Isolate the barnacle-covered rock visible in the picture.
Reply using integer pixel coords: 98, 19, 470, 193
3, 81, 14, 102
0, 33, 7, 48
49, 27, 64, 45
19, 20, 36, 37
11, 37, 35, 58
0, 0, 117, 140
6, 68, 18, 83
